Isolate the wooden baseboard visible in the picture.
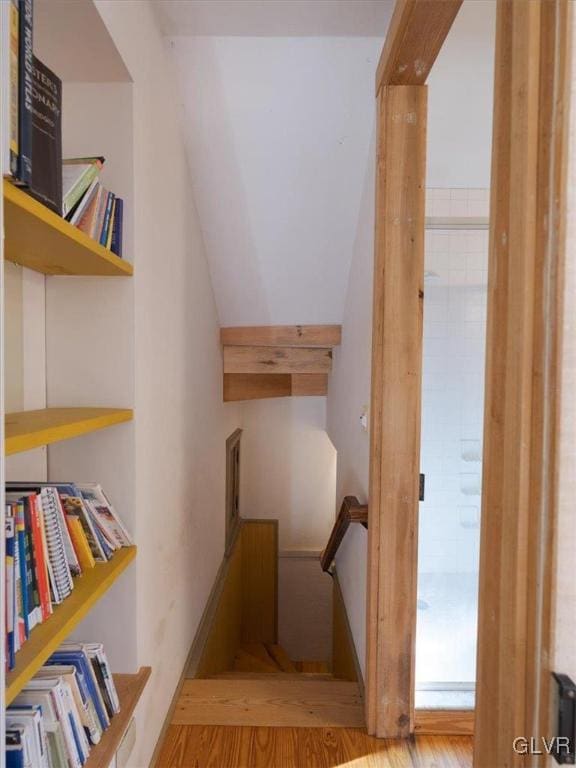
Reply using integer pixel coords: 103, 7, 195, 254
414, 708, 475, 735
332, 570, 364, 700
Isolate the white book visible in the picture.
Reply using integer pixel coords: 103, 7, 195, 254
13, 690, 67, 768
24, 678, 82, 768
77, 484, 133, 547
6, 706, 50, 768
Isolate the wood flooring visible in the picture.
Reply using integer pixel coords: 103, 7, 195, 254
155, 725, 473, 767
172, 679, 364, 728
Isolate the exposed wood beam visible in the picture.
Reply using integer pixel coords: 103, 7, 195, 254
290, 374, 328, 396
221, 325, 341, 348
375, 0, 462, 93
223, 346, 332, 375
223, 373, 328, 402
367, 84, 426, 738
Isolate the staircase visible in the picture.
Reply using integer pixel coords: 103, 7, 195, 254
175, 643, 363, 728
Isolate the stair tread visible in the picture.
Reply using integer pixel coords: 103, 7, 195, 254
211, 672, 335, 681
233, 648, 279, 674
295, 660, 331, 674
265, 643, 298, 673
173, 679, 364, 728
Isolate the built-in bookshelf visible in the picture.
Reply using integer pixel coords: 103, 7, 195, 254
84, 667, 151, 768
5, 407, 133, 455
3, 180, 133, 277
5, 547, 137, 704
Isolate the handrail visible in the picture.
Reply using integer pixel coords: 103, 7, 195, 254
320, 496, 368, 572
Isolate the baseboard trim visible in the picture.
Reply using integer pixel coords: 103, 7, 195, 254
414, 708, 475, 735
332, 569, 365, 701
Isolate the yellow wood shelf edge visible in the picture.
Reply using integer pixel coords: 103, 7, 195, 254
5, 407, 134, 455
3, 180, 133, 277
6, 547, 137, 704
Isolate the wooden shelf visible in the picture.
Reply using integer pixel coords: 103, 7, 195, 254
3, 180, 133, 277
5, 407, 133, 455
6, 547, 137, 704
85, 667, 151, 768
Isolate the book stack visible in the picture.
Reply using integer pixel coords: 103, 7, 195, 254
6, 640, 120, 767
4, 482, 132, 671
63, 158, 124, 257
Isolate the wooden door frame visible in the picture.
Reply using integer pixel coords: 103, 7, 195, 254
474, 2, 572, 765
367, 0, 572, 750
367, 0, 463, 738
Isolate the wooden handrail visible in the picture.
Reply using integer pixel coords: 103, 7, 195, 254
320, 496, 368, 572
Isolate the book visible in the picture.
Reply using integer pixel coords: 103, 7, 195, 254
5, 513, 16, 670
5, 730, 24, 768
29, 55, 62, 214
99, 190, 115, 246
16, 0, 33, 186
77, 484, 133, 548
65, 516, 96, 571
106, 198, 116, 250
110, 197, 123, 257
77, 181, 103, 236
1, 0, 19, 177
60, 495, 106, 563
90, 185, 109, 241
69, 177, 98, 226
62, 156, 104, 218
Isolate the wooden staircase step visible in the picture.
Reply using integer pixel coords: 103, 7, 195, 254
172, 679, 364, 728
210, 672, 335, 681
233, 648, 278, 674
295, 660, 331, 674
265, 644, 298, 673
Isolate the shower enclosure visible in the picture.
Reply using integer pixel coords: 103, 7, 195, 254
415, 188, 489, 709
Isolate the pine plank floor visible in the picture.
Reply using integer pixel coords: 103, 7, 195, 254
155, 725, 473, 767
172, 679, 364, 727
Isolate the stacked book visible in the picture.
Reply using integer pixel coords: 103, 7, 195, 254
6, 640, 120, 767
4, 482, 132, 671
63, 158, 124, 257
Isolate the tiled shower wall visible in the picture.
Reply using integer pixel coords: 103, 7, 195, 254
419, 188, 489, 576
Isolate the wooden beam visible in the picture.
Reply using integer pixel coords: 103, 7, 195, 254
221, 325, 342, 348
223, 346, 332, 375
223, 373, 328, 401
375, 0, 462, 93
366, 84, 426, 738
224, 374, 292, 402
290, 374, 328, 396
474, 1, 570, 765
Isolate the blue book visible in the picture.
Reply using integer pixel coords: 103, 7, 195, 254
14, 504, 30, 639
99, 192, 115, 246
48, 650, 110, 732
5, 729, 24, 768
111, 197, 123, 257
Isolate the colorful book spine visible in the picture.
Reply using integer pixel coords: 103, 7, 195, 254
5, 514, 15, 670
15, 503, 30, 638
110, 197, 123, 257
8, 0, 19, 176
29, 494, 52, 622
105, 198, 116, 250
99, 191, 115, 246
16, 0, 33, 185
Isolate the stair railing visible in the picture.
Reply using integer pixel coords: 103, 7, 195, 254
320, 496, 368, 572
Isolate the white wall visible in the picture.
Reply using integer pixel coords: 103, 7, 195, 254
87, 3, 242, 765
427, 0, 495, 188
241, 397, 336, 550
325, 131, 375, 678
166, 35, 381, 326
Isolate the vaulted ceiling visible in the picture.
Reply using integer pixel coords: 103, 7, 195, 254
153, 0, 494, 327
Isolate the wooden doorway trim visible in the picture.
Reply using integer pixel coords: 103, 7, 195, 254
367, 0, 462, 738
474, 2, 572, 765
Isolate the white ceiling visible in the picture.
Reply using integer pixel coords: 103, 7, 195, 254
167, 34, 382, 325
153, 0, 393, 36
